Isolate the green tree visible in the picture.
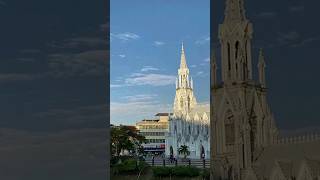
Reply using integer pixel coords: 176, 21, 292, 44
111, 125, 146, 157
178, 145, 190, 159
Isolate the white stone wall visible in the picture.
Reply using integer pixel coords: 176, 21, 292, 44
165, 114, 210, 159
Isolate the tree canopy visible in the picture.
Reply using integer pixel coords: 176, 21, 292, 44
111, 125, 146, 157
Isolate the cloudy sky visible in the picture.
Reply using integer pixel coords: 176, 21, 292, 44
0, 0, 108, 179
110, 0, 210, 125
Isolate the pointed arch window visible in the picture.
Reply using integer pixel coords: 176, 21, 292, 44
245, 40, 248, 63
235, 41, 239, 59
197, 125, 200, 135
225, 110, 235, 146
227, 43, 231, 71
180, 97, 183, 109
249, 112, 258, 160
206, 126, 209, 135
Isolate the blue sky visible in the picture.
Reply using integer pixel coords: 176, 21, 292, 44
110, 0, 210, 125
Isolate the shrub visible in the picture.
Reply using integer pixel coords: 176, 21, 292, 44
152, 166, 172, 177
171, 166, 200, 177
201, 168, 210, 180
113, 158, 148, 175
119, 155, 133, 162
110, 156, 119, 167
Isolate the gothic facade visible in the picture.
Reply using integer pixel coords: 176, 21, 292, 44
210, 0, 320, 179
165, 43, 210, 159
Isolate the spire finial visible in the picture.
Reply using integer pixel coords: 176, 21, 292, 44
259, 48, 263, 55
181, 41, 185, 52
258, 48, 265, 66
180, 42, 188, 69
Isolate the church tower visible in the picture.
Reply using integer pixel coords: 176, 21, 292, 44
219, 0, 253, 83
210, 0, 278, 179
173, 43, 197, 115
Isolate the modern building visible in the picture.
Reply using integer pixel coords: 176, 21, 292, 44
210, 0, 320, 179
136, 113, 171, 155
165, 43, 210, 159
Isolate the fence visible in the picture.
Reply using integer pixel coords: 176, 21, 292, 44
275, 133, 320, 145
145, 158, 210, 169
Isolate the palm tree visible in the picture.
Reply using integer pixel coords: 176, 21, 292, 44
178, 145, 190, 160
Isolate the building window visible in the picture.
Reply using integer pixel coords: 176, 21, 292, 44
227, 43, 231, 71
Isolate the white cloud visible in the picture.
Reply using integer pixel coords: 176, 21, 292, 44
196, 71, 204, 76
130, 73, 144, 77
190, 65, 197, 68
111, 72, 176, 88
0, 0, 6, 6
195, 36, 210, 45
141, 66, 159, 72
111, 93, 172, 124
194, 71, 208, 78
111, 32, 140, 41
110, 84, 124, 88
118, 54, 126, 58
125, 73, 176, 86
0, 73, 39, 82
122, 94, 158, 102
204, 57, 210, 62
289, 6, 304, 13
154, 41, 165, 46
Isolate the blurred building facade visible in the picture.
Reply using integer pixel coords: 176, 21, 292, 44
210, 0, 320, 179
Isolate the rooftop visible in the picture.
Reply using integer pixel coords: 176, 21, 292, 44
155, 113, 173, 116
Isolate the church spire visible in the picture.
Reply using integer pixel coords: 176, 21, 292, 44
258, 48, 266, 87
174, 42, 197, 115
258, 48, 265, 66
219, 0, 253, 83
224, 0, 246, 23
180, 42, 188, 69
211, 49, 218, 87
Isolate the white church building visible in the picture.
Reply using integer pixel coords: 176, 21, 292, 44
165, 43, 210, 159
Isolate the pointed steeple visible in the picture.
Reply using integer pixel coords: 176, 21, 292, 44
174, 42, 197, 115
180, 42, 188, 69
191, 77, 193, 89
258, 48, 266, 87
211, 49, 218, 87
224, 0, 246, 23
258, 48, 265, 67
